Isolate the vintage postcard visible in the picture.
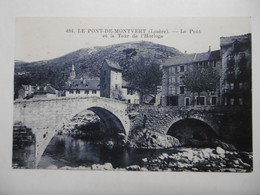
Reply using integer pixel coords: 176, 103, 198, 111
13, 17, 252, 172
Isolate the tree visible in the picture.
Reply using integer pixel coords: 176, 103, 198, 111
183, 65, 220, 105
124, 58, 162, 104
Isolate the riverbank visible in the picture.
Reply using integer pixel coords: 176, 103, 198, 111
44, 146, 252, 172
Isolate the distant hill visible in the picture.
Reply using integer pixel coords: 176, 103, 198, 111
15, 60, 28, 66
14, 41, 183, 99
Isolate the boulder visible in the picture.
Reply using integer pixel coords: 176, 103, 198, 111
140, 167, 148, 171
181, 150, 193, 161
91, 164, 104, 170
128, 128, 180, 149
104, 163, 113, 170
216, 147, 225, 155
126, 165, 141, 171
213, 139, 237, 151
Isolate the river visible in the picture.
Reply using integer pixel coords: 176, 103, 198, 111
38, 135, 174, 169
36, 135, 252, 172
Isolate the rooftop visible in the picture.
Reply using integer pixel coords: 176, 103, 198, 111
104, 59, 122, 71
34, 84, 57, 94
163, 50, 220, 67
220, 33, 251, 47
67, 78, 100, 90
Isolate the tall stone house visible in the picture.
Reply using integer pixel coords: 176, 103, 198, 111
100, 59, 140, 104
220, 33, 251, 106
161, 33, 251, 107
161, 50, 221, 106
65, 64, 100, 97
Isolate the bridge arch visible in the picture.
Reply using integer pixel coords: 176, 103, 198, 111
87, 106, 126, 135
13, 96, 131, 167
166, 117, 219, 147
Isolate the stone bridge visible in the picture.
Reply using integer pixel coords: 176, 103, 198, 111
13, 96, 130, 166
13, 97, 250, 168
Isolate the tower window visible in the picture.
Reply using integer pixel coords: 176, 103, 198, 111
180, 86, 185, 94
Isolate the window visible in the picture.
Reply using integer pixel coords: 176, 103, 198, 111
92, 90, 97, 94
85, 90, 89, 94
169, 67, 175, 75
69, 90, 74, 94
230, 98, 235, 105
180, 76, 184, 83
169, 76, 174, 84
180, 86, 184, 94
115, 84, 118, 89
185, 97, 190, 106
239, 82, 243, 89
239, 98, 243, 105
230, 83, 234, 90
211, 96, 217, 105
104, 70, 106, 76
169, 85, 175, 95
180, 66, 184, 72
76, 90, 80, 94
127, 99, 131, 103
196, 97, 205, 105
213, 61, 216, 67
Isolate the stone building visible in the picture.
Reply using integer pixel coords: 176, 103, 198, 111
18, 85, 35, 99
100, 59, 140, 103
161, 50, 221, 106
161, 33, 251, 107
220, 33, 251, 106
100, 59, 123, 99
121, 80, 140, 104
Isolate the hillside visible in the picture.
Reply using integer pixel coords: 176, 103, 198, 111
14, 41, 183, 98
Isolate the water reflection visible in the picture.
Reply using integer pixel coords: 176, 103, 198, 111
38, 135, 168, 169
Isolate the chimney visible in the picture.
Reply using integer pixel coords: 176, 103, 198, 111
184, 50, 187, 54
208, 45, 211, 52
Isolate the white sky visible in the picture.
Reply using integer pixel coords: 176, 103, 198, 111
15, 17, 251, 62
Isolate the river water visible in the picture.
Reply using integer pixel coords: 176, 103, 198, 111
38, 135, 172, 169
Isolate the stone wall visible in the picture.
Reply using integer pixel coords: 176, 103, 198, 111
128, 104, 251, 151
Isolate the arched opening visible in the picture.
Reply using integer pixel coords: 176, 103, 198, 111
87, 106, 126, 144
57, 106, 126, 145
38, 107, 128, 168
167, 118, 217, 147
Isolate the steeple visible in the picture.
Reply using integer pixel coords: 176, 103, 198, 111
69, 64, 76, 80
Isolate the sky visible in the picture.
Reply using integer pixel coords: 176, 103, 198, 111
15, 17, 251, 62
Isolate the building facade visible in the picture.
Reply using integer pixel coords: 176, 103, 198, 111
65, 64, 100, 97
161, 33, 251, 108
65, 77, 100, 98
161, 50, 221, 106
220, 33, 251, 106
100, 59, 140, 104
100, 59, 123, 99
18, 85, 35, 99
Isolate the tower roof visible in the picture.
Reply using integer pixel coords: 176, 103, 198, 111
104, 59, 122, 71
